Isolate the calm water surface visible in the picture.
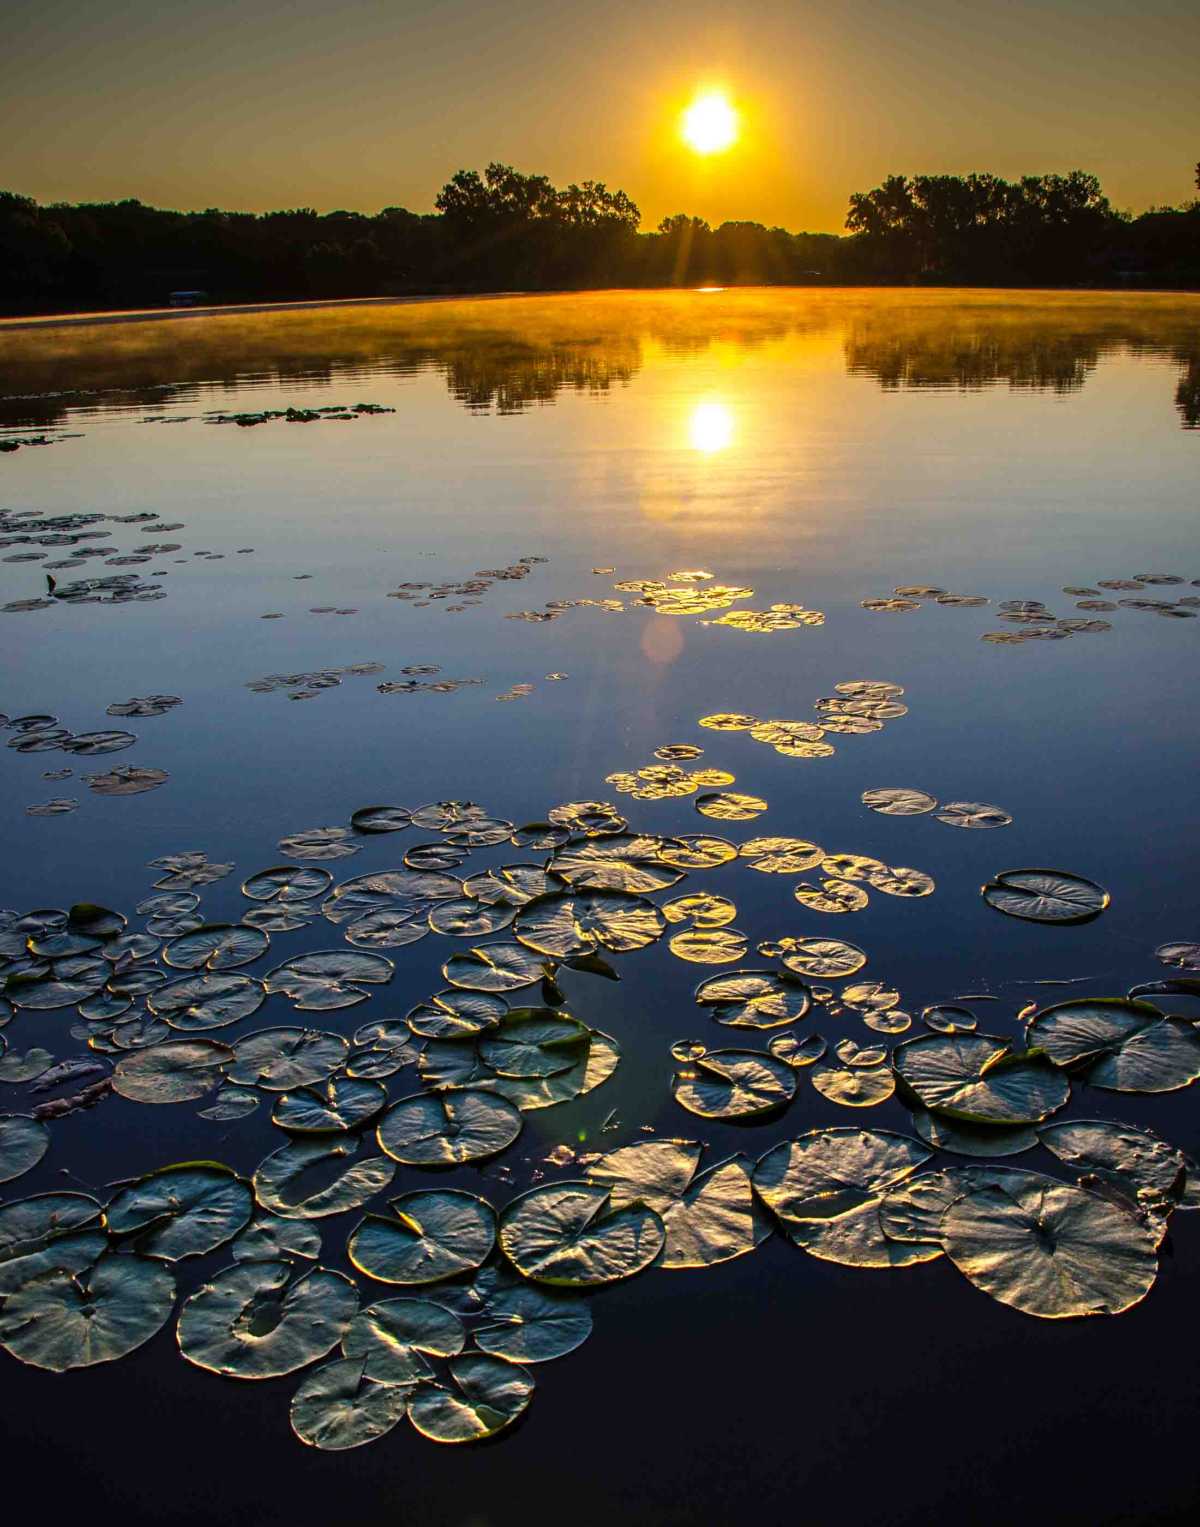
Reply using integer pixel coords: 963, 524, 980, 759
2, 289, 1199, 1525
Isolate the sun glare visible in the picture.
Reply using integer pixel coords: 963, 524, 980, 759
689, 401, 734, 453
681, 91, 738, 155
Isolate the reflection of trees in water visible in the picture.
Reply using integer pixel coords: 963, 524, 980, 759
2, 293, 1198, 433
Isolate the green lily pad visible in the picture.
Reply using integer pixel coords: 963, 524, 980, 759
0, 1193, 103, 1293
406, 990, 507, 1040
514, 890, 666, 960
112, 1040, 233, 1104
587, 1140, 770, 1269
477, 1009, 589, 1078
104, 1163, 253, 1259
472, 1282, 593, 1362
254, 1137, 395, 1219
1026, 999, 1200, 1092
672, 1048, 797, 1118
341, 1297, 465, 1381
942, 1177, 1159, 1318
894, 1032, 1070, 1123
242, 866, 333, 903
349, 1190, 496, 1285
982, 869, 1109, 923
350, 806, 413, 835
428, 900, 515, 937
936, 802, 1012, 829
228, 1027, 349, 1090
178, 1259, 357, 1377
148, 973, 265, 1031
163, 923, 270, 972
231, 1213, 321, 1262
273, 1077, 388, 1134
0, 1048, 55, 1083
0, 1115, 51, 1183
753, 1128, 936, 1267
290, 1357, 410, 1449
264, 951, 394, 1010
197, 1087, 261, 1121
0, 1249, 175, 1370
408, 1353, 534, 1443
499, 1181, 664, 1286
377, 1089, 523, 1165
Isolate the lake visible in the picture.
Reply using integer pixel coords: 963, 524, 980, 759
2, 287, 1199, 1525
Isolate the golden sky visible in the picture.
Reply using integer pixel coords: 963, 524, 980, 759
3, 0, 1197, 232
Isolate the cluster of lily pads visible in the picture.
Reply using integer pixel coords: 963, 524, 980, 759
206, 403, 395, 428
389, 556, 548, 616
3, 762, 1200, 1451
6, 708, 171, 813
859, 576, 1200, 645
697, 679, 909, 771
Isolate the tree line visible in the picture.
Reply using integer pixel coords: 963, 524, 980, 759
1, 161, 1196, 314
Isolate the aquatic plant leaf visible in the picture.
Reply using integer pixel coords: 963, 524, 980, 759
658, 835, 738, 869
514, 889, 665, 959
752, 1128, 936, 1268
893, 1032, 1070, 1124
923, 1005, 977, 1034
377, 1089, 522, 1165
278, 827, 361, 862
669, 928, 749, 964
408, 1353, 533, 1443
0, 1047, 55, 1082
228, 1027, 349, 1090
0, 1250, 175, 1370
1038, 1119, 1186, 1216
323, 870, 462, 924
499, 1180, 664, 1286
549, 835, 685, 894
672, 1048, 796, 1118
178, 1260, 357, 1377
0, 1115, 49, 1183
695, 969, 811, 1029
909, 1107, 1037, 1157
862, 788, 937, 816
695, 792, 767, 821
775, 938, 867, 979
662, 893, 737, 929
865, 866, 935, 899
104, 1164, 253, 1259
588, 1142, 769, 1270
149, 972, 265, 1031
112, 1039, 233, 1103
163, 923, 269, 972
477, 1009, 589, 1078
510, 822, 571, 850
85, 766, 169, 796
265, 950, 394, 1010
442, 941, 549, 992
1155, 941, 1200, 972
346, 909, 430, 948
273, 1077, 387, 1134
290, 1357, 410, 1449
472, 1282, 593, 1362
350, 806, 413, 835
942, 1178, 1158, 1318
254, 1137, 395, 1219
738, 837, 825, 874
793, 880, 869, 913
427, 899, 515, 937
0, 1193, 103, 1293
198, 1086, 261, 1121
982, 869, 1109, 923
1026, 999, 1200, 1092
231, 1213, 321, 1262
406, 989, 507, 1040
936, 802, 1012, 829
342, 1297, 465, 1381
242, 866, 332, 902
349, 1190, 496, 1285
769, 1032, 827, 1067
811, 1065, 895, 1107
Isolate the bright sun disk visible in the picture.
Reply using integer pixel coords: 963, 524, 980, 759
682, 91, 738, 154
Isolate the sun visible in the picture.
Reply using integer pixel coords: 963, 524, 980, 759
681, 91, 738, 155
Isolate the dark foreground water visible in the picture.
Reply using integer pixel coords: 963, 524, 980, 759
2, 289, 1199, 1526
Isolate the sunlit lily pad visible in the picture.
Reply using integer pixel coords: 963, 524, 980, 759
178, 1259, 357, 1377
149, 973, 264, 1030
349, 1190, 496, 1285
1039, 1119, 1186, 1217
242, 866, 332, 902
228, 1027, 349, 1090
739, 837, 825, 873
549, 834, 684, 894
936, 801, 1012, 829
428, 899, 515, 937
232, 1213, 321, 1262
472, 1281, 592, 1363
982, 868, 1109, 923
477, 1009, 589, 1078
163, 923, 269, 971
273, 1077, 388, 1134
377, 1089, 522, 1165
254, 1136, 395, 1219
909, 1106, 1038, 1158
290, 1357, 410, 1449
774, 938, 867, 979
1026, 998, 1200, 1092
341, 1296, 465, 1381
811, 1065, 896, 1107
894, 1032, 1070, 1123
0, 1250, 175, 1370
695, 969, 811, 1029
752, 1128, 936, 1268
499, 1181, 664, 1286
866, 865, 935, 899
658, 835, 738, 870
350, 806, 413, 835
105, 1164, 253, 1259
672, 1048, 796, 1118
1155, 941, 1200, 972
862, 788, 937, 816
265, 950, 393, 1010
406, 989, 508, 1040
514, 889, 665, 959
346, 908, 430, 948
112, 1039, 233, 1103
408, 1353, 534, 1443
941, 1177, 1158, 1318
662, 893, 737, 929
198, 1086, 261, 1121
768, 1032, 827, 1067
278, 827, 361, 861
794, 879, 869, 914
442, 941, 549, 992
695, 792, 767, 821
669, 928, 749, 964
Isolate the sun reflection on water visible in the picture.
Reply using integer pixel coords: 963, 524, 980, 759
688, 400, 734, 453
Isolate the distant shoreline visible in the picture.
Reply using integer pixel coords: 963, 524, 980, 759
4, 283, 1198, 334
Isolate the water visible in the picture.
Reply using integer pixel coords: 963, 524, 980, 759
1, 288, 1199, 1524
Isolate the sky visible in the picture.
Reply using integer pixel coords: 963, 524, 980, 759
2, 0, 1196, 233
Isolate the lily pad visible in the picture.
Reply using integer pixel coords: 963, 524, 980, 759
1026, 999, 1200, 1092
228, 1028, 348, 1090
277, 827, 361, 862
862, 788, 937, 816
198, 1087, 261, 1121
909, 1107, 1038, 1158
350, 806, 413, 835
658, 835, 738, 870
104, 1164, 253, 1259
0, 1115, 50, 1183
499, 1181, 664, 1286
442, 941, 549, 993
349, 1190, 496, 1285
408, 1353, 533, 1443
695, 969, 811, 1029
149, 972, 265, 1031
514, 889, 666, 959
894, 1032, 1070, 1124
669, 928, 749, 964
273, 1077, 388, 1134
1039, 1119, 1186, 1217
342, 1297, 465, 1381
163, 923, 269, 972
672, 1048, 796, 1119
0, 1250, 175, 1370
472, 1282, 593, 1363
982, 869, 1109, 923
265, 950, 393, 1010
242, 866, 332, 903
774, 938, 867, 979
112, 1039, 233, 1103
377, 1089, 523, 1165
254, 1137, 395, 1219
811, 1065, 896, 1107
695, 792, 767, 821
231, 1213, 321, 1262
936, 802, 1012, 829
549, 835, 684, 895
178, 1260, 357, 1377
290, 1357, 410, 1449
406, 990, 508, 1041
